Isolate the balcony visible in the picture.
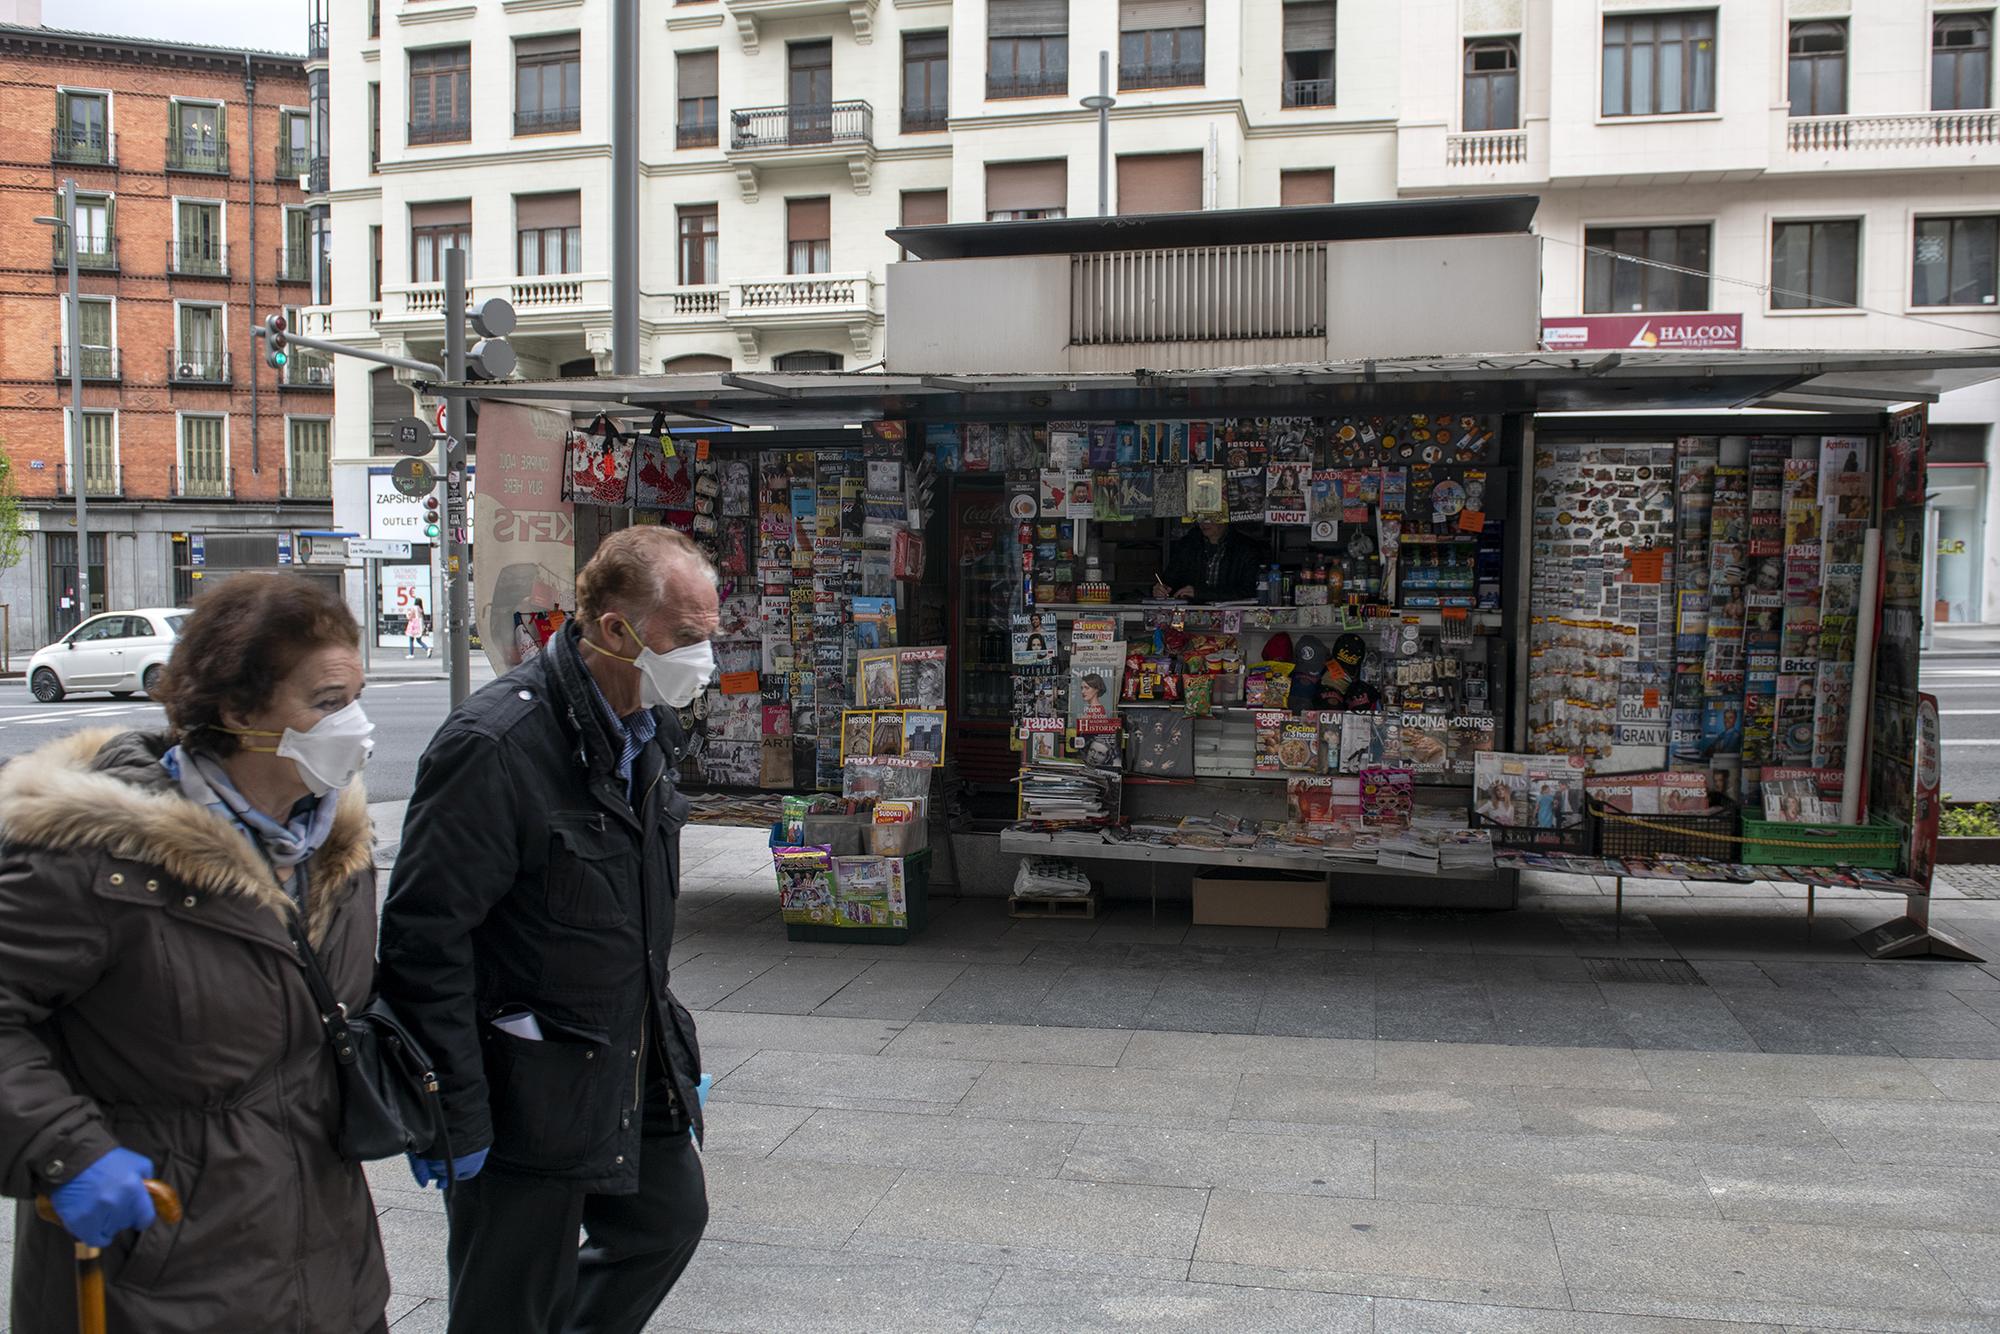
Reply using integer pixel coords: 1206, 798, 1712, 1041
659, 285, 726, 321
382, 274, 609, 329
721, 0, 878, 53
901, 106, 948, 134
55, 464, 124, 498
677, 118, 719, 149
309, 155, 329, 196
987, 72, 1068, 100
1396, 121, 1547, 193
275, 144, 310, 181
282, 349, 334, 390
722, 272, 877, 361
408, 117, 471, 147
52, 128, 116, 168
307, 19, 328, 59
1779, 110, 2000, 173
169, 465, 235, 500
277, 246, 312, 284
726, 101, 875, 200
515, 105, 581, 136
165, 135, 229, 175
1282, 78, 1334, 109
283, 465, 332, 501
52, 233, 117, 273
167, 349, 230, 387
53, 345, 121, 383
509, 274, 587, 308
168, 239, 229, 280
1447, 130, 1529, 167
1120, 61, 1204, 92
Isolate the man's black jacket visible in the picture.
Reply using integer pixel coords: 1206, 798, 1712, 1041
377, 623, 703, 1193
1162, 529, 1262, 602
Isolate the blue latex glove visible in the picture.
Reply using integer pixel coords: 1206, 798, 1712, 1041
50, 1147, 157, 1248
407, 1147, 488, 1189
695, 1073, 712, 1109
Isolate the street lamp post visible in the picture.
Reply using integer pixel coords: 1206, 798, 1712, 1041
1080, 51, 1116, 217
35, 180, 90, 629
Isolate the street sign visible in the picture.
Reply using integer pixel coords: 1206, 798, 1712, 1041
389, 416, 434, 458
434, 401, 449, 435
391, 456, 439, 497
348, 539, 414, 561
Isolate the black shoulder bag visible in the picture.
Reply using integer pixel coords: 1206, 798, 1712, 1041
288, 919, 457, 1181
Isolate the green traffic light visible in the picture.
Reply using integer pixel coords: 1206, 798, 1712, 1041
424, 523, 440, 539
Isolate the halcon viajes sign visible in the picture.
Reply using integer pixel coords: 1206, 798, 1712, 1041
1540, 314, 1743, 351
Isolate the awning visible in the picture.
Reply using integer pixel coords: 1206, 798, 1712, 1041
420, 349, 2000, 430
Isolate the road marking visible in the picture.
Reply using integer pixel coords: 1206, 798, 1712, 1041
1940, 709, 2000, 716
1942, 739, 2000, 747
1919, 668, 2000, 678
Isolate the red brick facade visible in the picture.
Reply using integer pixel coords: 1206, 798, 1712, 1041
0, 29, 321, 504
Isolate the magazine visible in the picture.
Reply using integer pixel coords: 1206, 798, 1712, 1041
856, 649, 900, 706
852, 596, 897, 650
1225, 467, 1266, 522
775, 845, 837, 924
1585, 770, 1714, 814
1761, 766, 1841, 822
1068, 645, 1126, 725
901, 709, 947, 765
1124, 707, 1194, 777
1471, 751, 1589, 850
1011, 611, 1059, 666
1253, 710, 1288, 775
1359, 766, 1415, 830
898, 646, 949, 708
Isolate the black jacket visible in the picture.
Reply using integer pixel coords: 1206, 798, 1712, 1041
377, 624, 703, 1194
1162, 529, 1263, 602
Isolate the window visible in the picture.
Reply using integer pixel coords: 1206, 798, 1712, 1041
774, 351, 842, 371
288, 418, 331, 499
899, 189, 946, 258
1787, 21, 1846, 117
168, 100, 226, 172
985, 158, 1066, 220
1584, 224, 1711, 312
66, 297, 115, 379
368, 82, 381, 171
1771, 219, 1859, 309
1282, 1, 1335, 108
410, 47, 471, 144
1279, 169, 1333, 205
903, 32, 949, 132
67, 411, 117, 494
677, 51, 718, 147
179, 415, 229, 498
46, 533, 108, 632
1913, 215, 1998, 307
1463, 36, 1519, 130
55, 89, 109, 163
174, 200, 223, 275
370, 225, 383, 304
787, 42, 834, 143
176, 304, 223, 378
410, 201, 470, 283
663, 354, 731, 373
1120, 0, 1204, 91
1117, 151, 1201, 215
988, 0, 1068, 98
516, 192, 581, 275
278, 109, 310, 176
787, 197, 830, 274
1934, 14, 1992, 111
516, 33, 580, 134
1602, 11, 1716, 117
282, 207, 310, 281
59, 193, 115, 269
678, 204, 717, 284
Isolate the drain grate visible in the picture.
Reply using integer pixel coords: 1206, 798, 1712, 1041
1583, 957, 1705, 986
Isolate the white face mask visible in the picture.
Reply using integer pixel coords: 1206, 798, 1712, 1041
586, 619, 716, 709
232, 700, 376, 796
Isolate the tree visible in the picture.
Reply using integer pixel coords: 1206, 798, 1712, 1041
0, 446, 27, 576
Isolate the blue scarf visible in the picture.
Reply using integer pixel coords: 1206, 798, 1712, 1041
162, 746, 339, 895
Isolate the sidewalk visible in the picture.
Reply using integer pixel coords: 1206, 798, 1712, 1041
339, 820, 2000, 1332
1924, 624, 2000, 658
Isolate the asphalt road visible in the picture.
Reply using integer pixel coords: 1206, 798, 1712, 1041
1926, 648, 2000, 803
0, 670, 474, 803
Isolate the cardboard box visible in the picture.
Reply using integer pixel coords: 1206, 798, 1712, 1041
1191, 872, 1329, 930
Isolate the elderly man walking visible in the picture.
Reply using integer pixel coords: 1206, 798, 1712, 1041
378, 527, 720, 1334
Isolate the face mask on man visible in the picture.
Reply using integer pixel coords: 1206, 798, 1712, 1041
227, 700, 377, 796
588, 618, 716, 708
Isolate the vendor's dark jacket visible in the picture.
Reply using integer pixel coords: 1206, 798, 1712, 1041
0, 729, 388, 1334
1162, 529, 1262, 601
377, 623, 704, 1193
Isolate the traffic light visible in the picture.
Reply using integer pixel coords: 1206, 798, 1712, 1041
263, 313, 289, 370
423, 494, 441, 541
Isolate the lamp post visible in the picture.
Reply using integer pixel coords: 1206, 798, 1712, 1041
34, 180, 90, 629
1080, 51, 1116, 217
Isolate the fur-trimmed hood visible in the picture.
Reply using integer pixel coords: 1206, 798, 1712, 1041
0, 728, 372, 945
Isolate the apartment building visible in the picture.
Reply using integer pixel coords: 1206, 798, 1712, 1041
318, 0, 1999, 619
0, 23, 333, 651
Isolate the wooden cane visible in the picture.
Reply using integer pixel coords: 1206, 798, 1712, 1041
33, 1182, 183, 1334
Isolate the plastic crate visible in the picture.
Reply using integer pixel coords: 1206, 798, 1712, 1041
1590, 799, 1739, 861
769, 826, 932, 943
1738, 813, 1901, 870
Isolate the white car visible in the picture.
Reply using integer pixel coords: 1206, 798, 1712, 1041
28, 608, 192, 702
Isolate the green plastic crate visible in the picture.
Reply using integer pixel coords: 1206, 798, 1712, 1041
1737, 813, 1900, 870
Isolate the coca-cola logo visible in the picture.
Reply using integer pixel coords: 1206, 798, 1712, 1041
960, 501, 1010, 527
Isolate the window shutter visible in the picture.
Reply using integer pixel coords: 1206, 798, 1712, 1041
1120, 0, 1202, 32
985, 159, 1067, 213
516, 191, 581, 229
410, 200, 472, 227
216, 103, 227, 145
988, 0, 1067, 38
168, 100, 180, 144
787, 197, 831, 242
678, 50, 718, 99
516, 31, 579, 58
55, 88, 67, 129
1283, 1, 1335, 52
901, 189, 947, 227
1279, 169, 1334, 205
1117, 151, 1202, 214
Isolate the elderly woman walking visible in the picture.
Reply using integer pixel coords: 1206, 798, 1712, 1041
0, 574, 391, 1334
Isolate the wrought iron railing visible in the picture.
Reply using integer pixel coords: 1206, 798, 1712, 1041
53, 233, 117, 272
1282, 78, 1334, 108
307, 20, 328, 58
168, 349, 230, 385
169, 239, 228, 278
283, 349, 334, 388
55, 464, 123, 498
277, 246, 312, 283
901, 106, 948, 133
677, 118, 719, 148
54, 345, 120, 382
276, 145, 310, 179
165, 134, 229, 174
987, 72, 1068, 99
1121, 61, 1204, 91
515, 106, 581, 135
284, 464, 333, 500
408, 116, 471, 146
730, 101, 873, 150
170, 464, 235, 499
52, 127, 116, 166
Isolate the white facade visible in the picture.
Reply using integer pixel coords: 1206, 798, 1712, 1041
316, 0, 2000, 615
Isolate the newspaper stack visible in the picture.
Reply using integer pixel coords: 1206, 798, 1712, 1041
1018, 759, 1119, 826
1437, 828, 1495, 871
1376, 828, 1441, 874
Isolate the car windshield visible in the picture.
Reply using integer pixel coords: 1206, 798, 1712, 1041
164, 615, 188, 635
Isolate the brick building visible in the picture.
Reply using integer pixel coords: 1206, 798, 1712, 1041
0, 22, 333, 653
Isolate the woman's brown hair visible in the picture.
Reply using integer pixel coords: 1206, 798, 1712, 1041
154, 573, 360, 757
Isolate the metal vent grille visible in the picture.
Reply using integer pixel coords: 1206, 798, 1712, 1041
1583, 957, 1705, 985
